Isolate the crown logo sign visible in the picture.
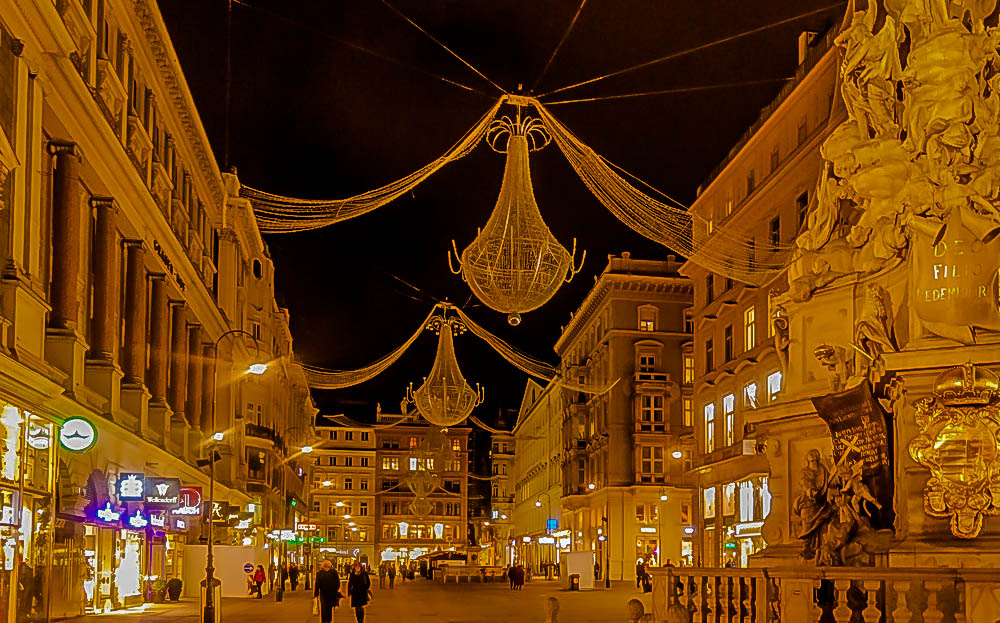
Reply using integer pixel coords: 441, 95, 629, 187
119, 475, 143, 498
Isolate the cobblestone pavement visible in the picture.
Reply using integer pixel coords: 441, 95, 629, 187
60, 578, 652, 622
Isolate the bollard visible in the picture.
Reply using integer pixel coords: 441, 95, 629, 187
544, 596, 560, 623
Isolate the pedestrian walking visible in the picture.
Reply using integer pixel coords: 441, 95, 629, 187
378, 563, 386, 589
347, 562, 372, 623
388, 564, 396, 588
636, 559, 644, 588
313, 560, 342, 623
253, 565, 266, 598
289, 563, 300, 591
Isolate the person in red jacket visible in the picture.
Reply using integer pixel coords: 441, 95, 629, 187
252, 565, 266, 598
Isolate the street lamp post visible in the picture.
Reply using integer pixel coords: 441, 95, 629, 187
204, 329, 266, 623
534, 491, 553, 574
659, 489, 667, 567
603, 515, 610, 589
276, 426, 313, 603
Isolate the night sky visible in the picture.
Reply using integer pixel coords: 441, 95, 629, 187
158, 0, 843, 425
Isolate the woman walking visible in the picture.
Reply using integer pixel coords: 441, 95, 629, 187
252, 565, 266, 598
347, 562, 372, 623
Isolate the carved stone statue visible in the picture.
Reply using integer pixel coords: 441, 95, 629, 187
852, 284, 898, 384
788, 0, 1000, 313
772, 299, 790, 376
792, 448, 891, 566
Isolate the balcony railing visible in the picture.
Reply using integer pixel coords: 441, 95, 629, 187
635, 371, 669, 383
693, 439, 757, 469
649, 565, 996, 622
246, 423, 278, 443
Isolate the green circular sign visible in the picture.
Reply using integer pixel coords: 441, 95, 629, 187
59, 417, 97, 452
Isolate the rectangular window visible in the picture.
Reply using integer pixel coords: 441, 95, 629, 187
331, 430, 338, 441
360, 479, 369, 491
725, 276, 734, 291
451, 439, 462, 451
797, 117, 808, 144
723, 394, 735, 446
361, 457, 369, 467
703, 487, 716, 519
639, 395, 664, 430
409, 437, 418, 449
638, 307, 656, 332
344, 478, 353, 490
330, 457, 337, 467
345, 456, 353, 467
723, 482, 736, 516
312, 500, 320, 513
683, 397, 693, 427
361, 432, 369, 441
683, 356, 695, 384
769, 216, 781, 248
639, 355, 655, 373
770, 147, 780, 173
359, 501, 368, 516
739, 481, 755, 523
345, 431, 353, 441
705, 339, 714, 373
450, 459, 462, 472
744, 306, 756, 351
381, 457, 399, 470
640, 446, 663, 475
767, 371, 783, 401
744, 382, 758, 409
636, 504, 646, 522
705, 275, 714, 304
328, 527, 338, 541
797, 191, 809, 229
725, 194, 734, 217
704, 403, 716, 452
724, 325, 733, 362
746, 169, 755, 194
684, 312, 694, 334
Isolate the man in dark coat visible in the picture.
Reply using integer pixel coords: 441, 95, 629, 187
313, 560, 341, 623
289, 563, 300, 591
346, 562, 371, 623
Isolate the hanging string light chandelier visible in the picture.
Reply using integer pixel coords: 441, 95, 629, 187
404, 311, 484, 427
449, 110, 584, 325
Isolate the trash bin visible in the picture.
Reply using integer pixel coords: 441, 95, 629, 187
569, 574, 580, 591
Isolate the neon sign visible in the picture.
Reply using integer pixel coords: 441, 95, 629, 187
59, 417, 97, 452
96, 502, 121, 523
127, 509, 148, 529
117, 474, 145, 500
171, 487, 202, 515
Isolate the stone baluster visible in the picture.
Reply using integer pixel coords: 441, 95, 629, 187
720, 575, 730, 622
891, 580, 912, 623
923, 580, 944, 623
48, 142, 82, 330
743, 576, 753, 622
953, 579, 965, 623
861, 580, 880, 623
691, 575, 703, 623
812, 579, 824, 623
833, 580, 853, 622
88, 197, 118, 360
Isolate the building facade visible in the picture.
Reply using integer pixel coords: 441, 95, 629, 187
511, 380, 564, 571
681, 29, 839, 568
487, 423, 515, 566
556, 254, 695, 580
373, 411, 471, 570
0, 0, 314, 619
308, 417, 376, 570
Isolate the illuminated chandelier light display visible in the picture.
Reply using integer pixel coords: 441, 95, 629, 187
405, 312, 484, 427
450, 113, 584, 326
403, 428, 454, 519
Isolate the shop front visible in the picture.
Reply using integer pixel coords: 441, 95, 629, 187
0, 403, 57, 623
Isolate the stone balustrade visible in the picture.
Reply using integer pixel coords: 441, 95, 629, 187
648, 566, 999, 622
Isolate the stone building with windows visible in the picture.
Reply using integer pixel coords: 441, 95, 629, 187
556, 253, 695, 580
0, 0, 315, 617
373, 411, 471, 569
308, 416, 376, 570
487, 421, 515, 566
680, 30, 839, 568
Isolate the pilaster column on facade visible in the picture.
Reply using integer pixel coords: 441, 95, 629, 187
185, 324, 203, 428
146, 276, 170, 445
88, 197, 118, 361
201, 343, 217, 433
121, 240, 147, 384
47, 141, 83, 330
147, 275, 169, 404
216, 227, 239, 322
167, 301, 188, 419
121, 241, 151, 435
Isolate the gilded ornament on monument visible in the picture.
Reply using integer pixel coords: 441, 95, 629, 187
908, 363, 1000, 538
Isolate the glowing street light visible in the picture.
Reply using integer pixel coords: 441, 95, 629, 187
322, 480, 332, 487
588, 483, 596, 490
671, 450, 683, 459
301, 446, 313, 453
212, 432, 224, 442
534, 500, 542, 507
248, 362, 268, 375
335, 501, 344, 507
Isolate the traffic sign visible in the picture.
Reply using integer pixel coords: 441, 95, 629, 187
243, 563, 254, 574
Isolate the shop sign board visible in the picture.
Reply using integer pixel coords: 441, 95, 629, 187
127, 509, 149, 529
149, 512, 166, 528
173, 518, 187, 530
208, 502, 231, 524
538, 536, 556, 545
95, 501, 122, 524
297, 523, 317, 531
117, 474, 145, 501
171, 486, 202, 515
59, 417, 97, 452
145, 478, 181, 506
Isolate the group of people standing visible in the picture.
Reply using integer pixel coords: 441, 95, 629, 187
313, 560, 372, 623
247, 562, 303, 598
376, 562, 399, 588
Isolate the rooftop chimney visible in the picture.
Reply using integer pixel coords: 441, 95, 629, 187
798, 31, 819, 65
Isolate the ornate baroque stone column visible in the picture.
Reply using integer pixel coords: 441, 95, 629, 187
47, 141, 82, 330
88, 197, 118, 360
121, 240, 147, 385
